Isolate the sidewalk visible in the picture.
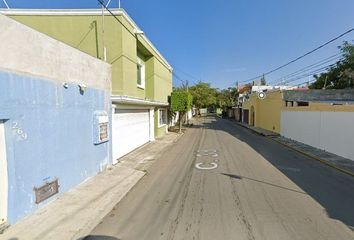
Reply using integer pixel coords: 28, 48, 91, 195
232, 120, 354, 177
1, 132, 182, 240
236, 121, 279, 136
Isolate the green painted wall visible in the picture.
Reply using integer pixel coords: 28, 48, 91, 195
154, 108, 167, 138
10, 14, 172, 103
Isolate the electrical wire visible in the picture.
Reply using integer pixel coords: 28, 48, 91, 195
270, 53, 343, 84
97, 0, 136, 38
239, 28, 354, 83
280, 63, 337, 85
173, 66, 200, 82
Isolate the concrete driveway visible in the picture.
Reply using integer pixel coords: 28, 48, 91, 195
87, 117, 354, 240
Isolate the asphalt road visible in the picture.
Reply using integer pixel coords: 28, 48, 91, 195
87, 117, 354, 240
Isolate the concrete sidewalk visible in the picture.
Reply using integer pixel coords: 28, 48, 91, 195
1, 132, 182, 240
235, 121, 279, 136
232, 120, 354, 177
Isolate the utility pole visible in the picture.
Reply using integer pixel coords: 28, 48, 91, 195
323, 76, 328, 89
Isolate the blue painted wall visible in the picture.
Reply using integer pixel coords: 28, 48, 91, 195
0, 70, 111, 224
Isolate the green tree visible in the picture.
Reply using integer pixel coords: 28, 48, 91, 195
171, 90, 193, 133
217, 87, 238, 109
310, 42, 354, 89
189, 82, 218, 109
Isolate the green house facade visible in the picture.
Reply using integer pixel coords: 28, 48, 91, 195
2, 9, 173, 162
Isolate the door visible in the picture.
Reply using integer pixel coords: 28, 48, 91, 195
0, 121, 8, 225
250, 106, 255, 126
112, 109, 150, 163
243, 109, 249, 124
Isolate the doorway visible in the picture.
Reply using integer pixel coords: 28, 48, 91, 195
250, 106, 255, 126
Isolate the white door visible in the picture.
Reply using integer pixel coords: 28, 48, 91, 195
112, 109, 150, 163
0, 121, 8, 225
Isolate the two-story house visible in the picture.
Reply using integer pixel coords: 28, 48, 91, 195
1, 8, 173, 163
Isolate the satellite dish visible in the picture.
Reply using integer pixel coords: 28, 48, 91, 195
257, 91, 266, 100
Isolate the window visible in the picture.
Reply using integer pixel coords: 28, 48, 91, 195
137, 57, 145, 89
159, 109, 168, 127
297, 101, 309, 107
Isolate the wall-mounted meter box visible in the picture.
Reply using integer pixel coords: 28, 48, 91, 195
93, 111, 109, 145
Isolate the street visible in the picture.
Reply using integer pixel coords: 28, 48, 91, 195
88, 117, 354, 240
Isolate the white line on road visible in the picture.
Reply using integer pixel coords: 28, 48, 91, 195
195, 162, 218, 170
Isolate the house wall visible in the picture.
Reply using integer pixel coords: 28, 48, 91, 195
0, 15, 111, 224
154, 108, 168, 138
8, 11, 172, 104
8, 10, 172, 139
281, 103, 354, 161
242, 91, 283, 133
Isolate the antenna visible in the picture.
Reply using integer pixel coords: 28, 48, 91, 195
2, 0, 10, 9
118, 0, 121, 8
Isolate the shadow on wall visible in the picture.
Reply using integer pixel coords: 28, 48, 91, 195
190, 116, 354, 229
79, 236, 120, 240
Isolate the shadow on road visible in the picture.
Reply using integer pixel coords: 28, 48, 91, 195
221, 173, 307, 195
190, 116, 354, 229
79, 235, 120, 240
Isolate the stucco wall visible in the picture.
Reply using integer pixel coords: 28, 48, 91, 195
6, 10, 172, 103
281, 111, 354, 161
0, 15, 111, 224
242, 91, 283, 133
0, 14, 111, 91
154, 108, 167, 138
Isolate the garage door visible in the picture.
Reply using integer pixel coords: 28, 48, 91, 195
112, 109, 150, 162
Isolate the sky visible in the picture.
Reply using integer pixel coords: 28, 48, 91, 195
1, 0, 354, 89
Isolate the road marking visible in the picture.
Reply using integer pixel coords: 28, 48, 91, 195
195, 162, 218, 170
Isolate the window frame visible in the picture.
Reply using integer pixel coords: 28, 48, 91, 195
137, 57, 145, 89
158, 108, 168, 127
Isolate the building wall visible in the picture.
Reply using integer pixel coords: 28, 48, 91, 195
154, 108, 168, 138
281, 109, 354, 161
242, 91, 283, 133
0, 15, 111, 224
281, 102, 354, 161
8, 10, 172, 104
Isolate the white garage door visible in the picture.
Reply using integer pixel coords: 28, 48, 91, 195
112, 109, 150, 162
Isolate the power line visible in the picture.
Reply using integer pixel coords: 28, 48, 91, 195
296, 79, 316, 87
240, 28, 354, 83
97, 0, 135, 38
173, 66, 200, 82
270, 53, 343, 84
281, 63, 337, 85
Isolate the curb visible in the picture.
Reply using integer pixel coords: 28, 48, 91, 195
231, 120, 354, 178
267, 137, 354, 177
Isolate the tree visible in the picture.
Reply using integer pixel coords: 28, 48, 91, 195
217, 87, 238, 109
171, 90, 193, 133
189, 82, 218, 109
310, 42, 354, 89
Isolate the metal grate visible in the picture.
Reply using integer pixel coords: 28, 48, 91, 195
33, 179, 59, 204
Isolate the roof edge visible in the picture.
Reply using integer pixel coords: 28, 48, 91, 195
0, 8, 172, 70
